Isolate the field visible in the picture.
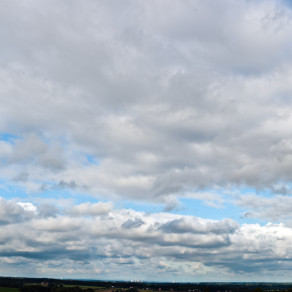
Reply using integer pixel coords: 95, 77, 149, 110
0, 288, 19, 292
63, 285, 104, 290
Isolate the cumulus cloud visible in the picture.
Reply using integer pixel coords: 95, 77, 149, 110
0, 197, 291, 281
0, 198, 35, 225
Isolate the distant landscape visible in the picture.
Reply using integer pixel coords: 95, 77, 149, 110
1, 278, 292, 292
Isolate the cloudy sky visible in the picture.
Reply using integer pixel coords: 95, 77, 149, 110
2, 0, 292, 282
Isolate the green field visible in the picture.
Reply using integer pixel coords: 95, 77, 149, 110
63, 285, 103, 289
0, 288, 19, 292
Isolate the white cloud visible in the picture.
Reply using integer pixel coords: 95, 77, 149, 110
17, 202, 37, 213
68, 202, 113, 217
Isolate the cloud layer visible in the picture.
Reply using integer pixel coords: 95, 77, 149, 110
1, 0, 292, 281
1, 197, 292, 281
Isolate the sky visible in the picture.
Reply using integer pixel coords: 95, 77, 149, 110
2, 0, 292, 283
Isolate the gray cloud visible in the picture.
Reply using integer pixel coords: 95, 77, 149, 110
53, 180, 78, 190
236, 193, 292, 223
159, 218, 238, 235
122, 217, 145, 229
37, 204, 60, 218
8, 134, 65, 171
